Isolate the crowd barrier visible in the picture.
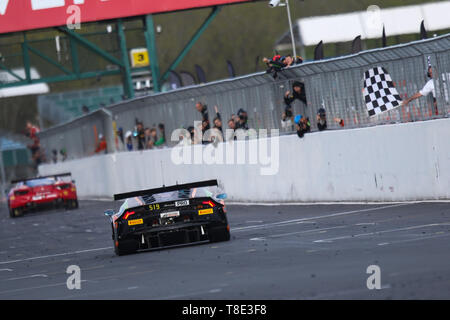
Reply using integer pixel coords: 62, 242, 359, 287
39, 118, 450, 202
38, 34, 450, 161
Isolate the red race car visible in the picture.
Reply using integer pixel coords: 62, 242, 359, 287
7, 173, 78, 218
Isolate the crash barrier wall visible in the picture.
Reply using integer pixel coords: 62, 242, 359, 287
38, 34, 450, 161
38, 118, 450, 202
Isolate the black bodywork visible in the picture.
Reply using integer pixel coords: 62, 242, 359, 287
108, 180, 230, 256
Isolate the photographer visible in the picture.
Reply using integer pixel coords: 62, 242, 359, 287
284, 81, 307, 106
295, 115, 310, 138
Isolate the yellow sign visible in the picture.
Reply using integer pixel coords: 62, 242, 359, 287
128, 218, 143, 226
198, 208, 213, 215
130, 48, 149, 68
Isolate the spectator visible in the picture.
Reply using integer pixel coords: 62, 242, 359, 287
28, 137, 41, 165
154, 123, 166, 147
95, 133, 107, 154
225, 118, 235, 141
146, 128, 158, 149
60, 148, 67, 161
201, 120, 211, 144
25, 121, 40, 140
263, 55, 285, 79
295, 115, 310, 138
334, 117, 345, 127
402, 66, 438, 115
25, 121, 42, 167
281, 105, 294, 131
187, 126, 195, 144
235, 108, 248, 130
33, 146, 44, 167
144, 128, 152, 149
177, 127, 192, 146
82, 105, 90, 115
125, 131, 133, 151
316, 108, 327, 131
284, 81, 307, 107
228, 118, 236, 131
213, 106, 223, 134
116, 127, 125, 151
284, 54, 303, 67
52, 149, 58, 163
134, 121, 146, 150
294, 55, 304, 65
195, 102, 210, 135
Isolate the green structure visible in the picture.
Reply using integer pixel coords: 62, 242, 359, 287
37, 86, 124, 128
0, 7, 223, 99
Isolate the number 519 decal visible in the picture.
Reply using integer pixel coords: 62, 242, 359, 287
148, 204, 160, 211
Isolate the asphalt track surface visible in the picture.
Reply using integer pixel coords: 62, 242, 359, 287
0, 200, 450, 300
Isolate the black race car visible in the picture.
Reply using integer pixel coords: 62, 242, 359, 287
105, 179, 230, 256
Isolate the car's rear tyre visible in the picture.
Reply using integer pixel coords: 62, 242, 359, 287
114, 239, 139, 256
209, 225, 230, 243
71, 199, 79, 209
11, 207, 23, 218
65, 199, 78, 210
8, 206, 14, 218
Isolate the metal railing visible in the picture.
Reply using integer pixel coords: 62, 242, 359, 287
38, 33, 450, 161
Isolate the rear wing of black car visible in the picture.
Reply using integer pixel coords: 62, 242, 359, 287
113, 179, 218, 201
11, 172, 72, 184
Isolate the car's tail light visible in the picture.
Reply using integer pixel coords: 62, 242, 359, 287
123, 211, 136, 220
202, 200, 216, 207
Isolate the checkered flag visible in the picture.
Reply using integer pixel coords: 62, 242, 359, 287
363, 67, 402, 117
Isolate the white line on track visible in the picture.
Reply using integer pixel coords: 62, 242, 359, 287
376, 232, 450, 246
0, 246, 112, 265
0, 280, 89, 295
4, 274, 48, 281
303, 284, 391, 299
313, 223, 450, 243
261, 225, 349, 239
232, 203, 409, 232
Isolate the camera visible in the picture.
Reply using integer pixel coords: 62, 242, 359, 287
268, 0, 281, 7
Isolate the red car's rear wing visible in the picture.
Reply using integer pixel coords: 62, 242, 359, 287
11, 173, 72, 184
113, 180, 218, 201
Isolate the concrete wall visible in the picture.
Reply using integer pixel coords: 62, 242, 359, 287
39, 118, 450, 202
